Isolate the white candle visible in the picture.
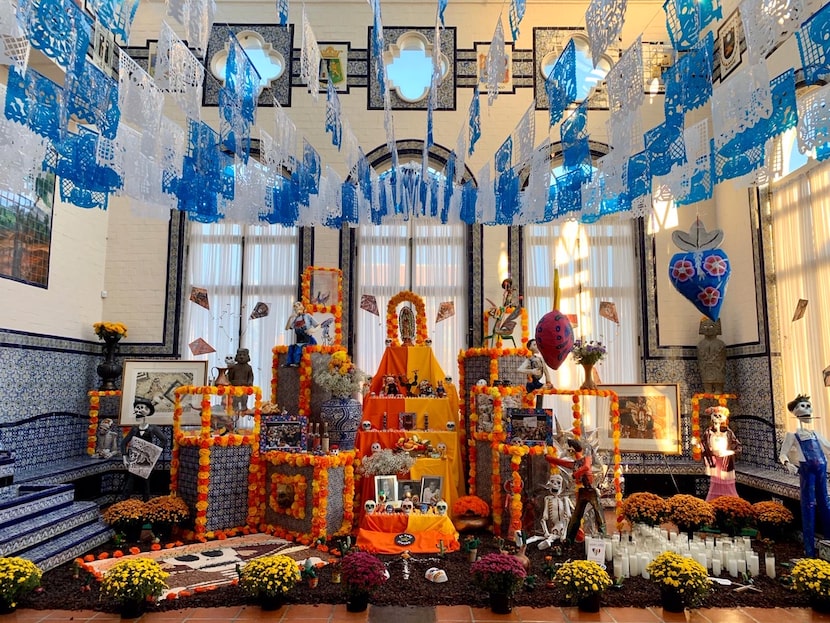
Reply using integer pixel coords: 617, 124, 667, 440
737, 559, 747, 575
605, 537, 614, 562
629, 552, 639, 577
613, 556, 623, 579
748, 554, 759, 577
765, 554, 776, 579
728, 557, 738, 577
622, 554, 630, 578
640, 553, 651, 579
712, 558, 721, 576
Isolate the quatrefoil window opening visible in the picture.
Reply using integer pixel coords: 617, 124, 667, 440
209, 30, 285, 93
540, 34, 611, 103
384, 31, 449, 103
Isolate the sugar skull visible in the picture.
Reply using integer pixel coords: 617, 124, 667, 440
436, 442, 448, 457
362, 420, 373, 431
371, 442, 383, 454
401, 499, 414, 514
330, 446, 339, 455
544, 473, 564, 495
446, 421, 456, 431
364, 499, 377, 514
435, 500, 448, 515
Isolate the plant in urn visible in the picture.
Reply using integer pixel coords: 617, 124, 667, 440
570, 338, 606, 390
93, 322, 127, 390
313, 351, 366, 451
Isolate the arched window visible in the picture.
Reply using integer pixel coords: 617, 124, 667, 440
540, 34, 611, 103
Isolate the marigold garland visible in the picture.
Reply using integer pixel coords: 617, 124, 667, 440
87, 390, 122, 456
386, 291, 429, 345
269, 472, 308, 519
690, 393, 736, 461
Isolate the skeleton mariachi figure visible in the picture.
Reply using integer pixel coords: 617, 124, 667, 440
537, 473, 574, 549
779, 394, 830, 557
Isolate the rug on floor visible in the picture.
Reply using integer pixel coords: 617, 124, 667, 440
83, 533, 330, 598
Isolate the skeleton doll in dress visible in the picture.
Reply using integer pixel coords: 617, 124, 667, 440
700, 406, 741, 501
537, 473, 574, 549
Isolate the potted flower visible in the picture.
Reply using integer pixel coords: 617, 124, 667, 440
93, 321, 128, 390
340, 550, 388, 612
239, 555, 301, 610
621, 492, 668, 528
752, 500, 794, 540
541, 556, 558, 587
99, 558, 169, 618
710, 495, 755, 536
101, 499, 147, 541
553, 559, 612, 612
461, 534, 481, 562
646, 551, 711, 612
0, 557, 42, 613
570, 338, 606, 389
666, 494, 715, 536
451, 495, 491, 532
143, 495, 190, 540
301, 559, 321, 588
470, 552, 528, 614
314, 351, 367, 451
791, 558, 830, 612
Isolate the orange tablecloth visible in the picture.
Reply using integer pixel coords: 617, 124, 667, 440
356, 513, 459, 554
363, 396, 457, 430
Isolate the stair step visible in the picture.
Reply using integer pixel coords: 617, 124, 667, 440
0, 484, 74, 530
0, 501, 100, 557
19, 521, 113, 572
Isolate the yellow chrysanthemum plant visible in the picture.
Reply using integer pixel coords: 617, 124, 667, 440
553, 560, 612, 604
93, 322, 128, 340
240, 555, 302, 599
0, 557, 42, 609
646, 551, 712, 609
791, 558, 830, 602
99, 558, 169, 605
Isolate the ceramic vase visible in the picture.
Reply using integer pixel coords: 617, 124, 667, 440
320, 398, 362, 450
97, 334, 123, 391
580, 363, 597, 390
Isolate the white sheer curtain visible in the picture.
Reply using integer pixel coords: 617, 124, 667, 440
355, 215, 467, 380
524, 217, 640, 389
183, 222, 299, 400
771, 161, 830, 436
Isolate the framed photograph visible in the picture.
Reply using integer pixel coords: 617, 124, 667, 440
374, 475, 398, 503
717, 8, 743, 82
303, 266, 341, 308
120, 360, 208, 426
419, 475, 444, 505
262, 415, 308, 452
599, 384, 681, 454
397, 479, 421, 502
507, 408, 552, 445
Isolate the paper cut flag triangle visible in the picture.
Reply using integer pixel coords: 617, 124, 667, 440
792, 299, 808, 321
436, 301, 455, 323
599, 301, 619, 323
250, 301, 270, 319
824, 364, 830, 387
360, 294, 379, 316
189, 338, 215, 356
190, 287, 210, 310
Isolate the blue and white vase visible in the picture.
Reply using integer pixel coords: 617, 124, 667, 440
320, 397, 362, 451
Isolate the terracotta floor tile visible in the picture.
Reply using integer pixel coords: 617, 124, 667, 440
285, 604, 337, 619
141, 613, 191, 623
468, 605, 521, 622
560, 606, 614, 622
233, 605, 287, 621
435, 605, 474, 622
513, 606, 567, 622
329, 604, 370, 622
43, 612, 120, 622
184, 606, 246, 619
5, 613, 62, 623
647, 606, 689, 622
602, 607, 662, 622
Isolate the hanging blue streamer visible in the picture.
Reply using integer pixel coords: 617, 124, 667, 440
677, 146, 714, 206
644, 121, 686, 177
277, 0, 289, 26
176, 120, 233, 222
817, 142, 830, 162
627, 151, 651, 199
86, 0, 139, 43
561, 102, 591, 172
460, 179, 477, 224
468, 88, 481, 156
358, 152, 372, 207
302, 140, 321, 198
429, 176, 439, 218
443, 151, 456, 222
438, 0, 448, 26
664, 31, 713, 123
5, 66, 64, 141
546, 39, 577, 126
219, 35, 260, 163
325, 78, 343, 149
495, 166, 519, 224
495, 136, 512, 174
371, 0, 386, 98
797, 4, 830, 85
714, 142, 765, 183
340, 182, 359, 225
663, 0, 701, 51
509, 0, 526, 41
19, 0, 92, 72
52, 127, 120, 209
554, 169, 586, 216
65, 60, 120, 140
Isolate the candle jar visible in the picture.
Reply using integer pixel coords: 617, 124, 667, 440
765, 554, 776, 579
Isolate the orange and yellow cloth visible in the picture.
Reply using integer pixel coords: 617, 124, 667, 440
356, 513, 459, 554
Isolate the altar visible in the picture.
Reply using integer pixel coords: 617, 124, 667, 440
356, 512, 460, 554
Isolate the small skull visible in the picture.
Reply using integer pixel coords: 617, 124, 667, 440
545, 473, 564, 495
371, 442, 383, 454
364, 499, 377, 514
435, 500, 449, 516
401, 499, 414, 514
330, 446, 339, 455
476, 379, 487, 386
436, 442, 448, 457
446, 421, 456, 431
362, 420, 373, 432
385, 503, 394, 514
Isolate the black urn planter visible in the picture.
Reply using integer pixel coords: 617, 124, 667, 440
97, 336, 123, 390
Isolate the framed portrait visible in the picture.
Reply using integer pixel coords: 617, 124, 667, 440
507, 408, 552, 445
262, 415, 308, 452
120, 360, 208, 426
303, 266, 342, 308
374, 475, 398, 503
397, 479, 421, 501
599, 384, 681, 454
717, 8, 743, 82
419, 475, 444, 505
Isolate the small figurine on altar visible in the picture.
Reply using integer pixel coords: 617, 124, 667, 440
284, 301, 318, 367
227, 347, 254, 414
700, 405, 741, 501
537, 473, 574, 549
94, 418, 121, 459
697, 318, 726, 394
779, 394, 830, 557
435, 380, 446, 397
501, 277, 517, 308
382, 375, 401, 396
546, 438, 606, 542
417, 379, 434, 396
364, 499, 377, 515
517, 339, 552, 392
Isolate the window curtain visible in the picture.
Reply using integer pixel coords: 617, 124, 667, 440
183, 222, 299, 402
524, 219, 640, 390
355, 215, 467, 381
770, 160, 830, 436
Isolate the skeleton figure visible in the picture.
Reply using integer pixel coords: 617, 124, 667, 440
537, 474, 574, 549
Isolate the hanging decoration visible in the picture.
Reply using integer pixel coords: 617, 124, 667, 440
796, 82, 830, 156
662, 31, 713, 124
741, 0, 806, 65
219, 34, 260, 163
65, 60, 120, 140
625, 151, 651, 217
666, 119, 712, 205
0, 0, 30, 73
118, 52, 164, 138
663, 0, 720, 51
468, 87, 481, 156
5, 65, 64, 141
711, 61, 772, 157
276, 0, 289, 26
644, 120, 686, 177
796, 3, 830, 85
86, 0, 140, 43
300, 6, 321, 100
606, 37, 644, 113
585, 0, 627, 68
155, 21, 205, 121
560, 101, 591, 173
370, 0, 386, 99
668, 219, 731, 322
508, 0, 525, 41
545, 38, 577, 127
486, 17, 505, 107
535, 311, 574, 371
18, 0, 91, 71
0, 85, 47, 197
164, 0, 215, 58
326, 77, 343, 149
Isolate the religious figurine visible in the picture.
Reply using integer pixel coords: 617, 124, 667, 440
227, 347, 254, 414
779, 394, 830, 557
501, 277, 516, 308
284, 301, 318, 367
120, 399, 168, 502
546, 438, 606, 542
417, 379, 434, 396
517, 339, 552, 392
700, 406, 741, 501
537, 473, 574, 549
382, 375, 401, 396
435, 380, 446, 397
93, 418, 121, 459
697, 318, 726, 394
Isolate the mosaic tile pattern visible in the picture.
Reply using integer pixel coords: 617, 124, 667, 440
326, 466, 345, 535
175, 446, 200, 511
1, 501, 99, 556
1, 413, 90, 473
206, 446, 253, 531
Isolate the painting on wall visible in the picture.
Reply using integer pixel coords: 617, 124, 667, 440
0, 172, 56, 288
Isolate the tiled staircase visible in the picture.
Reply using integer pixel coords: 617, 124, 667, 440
0, 484, 112, 571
